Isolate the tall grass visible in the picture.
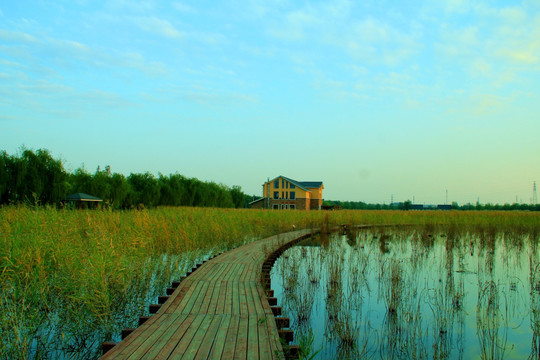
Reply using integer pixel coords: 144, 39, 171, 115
1, 206, 539, 358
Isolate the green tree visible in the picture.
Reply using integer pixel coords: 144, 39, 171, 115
127, 172, 160, 208
230, 185, 244, 208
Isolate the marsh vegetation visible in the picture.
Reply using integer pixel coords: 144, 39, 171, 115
1, 207, 539, 358
272, 225, 540, 359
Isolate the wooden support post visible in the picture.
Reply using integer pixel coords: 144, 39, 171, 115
287, 345, 300, 358
102, 342, 116, 355
279, 329, 294, 343
275, 317, 290, 328
139, 316, 151, 326
122, 328, 136, 340
271, 306, 281, 316
267, 297, 277, 306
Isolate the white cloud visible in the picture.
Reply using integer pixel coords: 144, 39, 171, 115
133, 16, 183, 39
343, 18, 421, 66
499, 6, 527, 23
0, 29, 37, 44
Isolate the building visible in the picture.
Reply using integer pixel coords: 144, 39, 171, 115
64, 193, 103, 209
250, 176, 324, 210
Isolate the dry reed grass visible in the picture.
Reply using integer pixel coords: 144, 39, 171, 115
1, 207, 539, 358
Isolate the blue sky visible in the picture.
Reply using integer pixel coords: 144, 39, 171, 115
1, 0, 539, 204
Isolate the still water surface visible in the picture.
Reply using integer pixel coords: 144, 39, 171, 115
270, 228, 540, 359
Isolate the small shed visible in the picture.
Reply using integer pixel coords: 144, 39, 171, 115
65, 193, 103, 209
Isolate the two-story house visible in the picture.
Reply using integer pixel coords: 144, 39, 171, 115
250, 176, 324, 210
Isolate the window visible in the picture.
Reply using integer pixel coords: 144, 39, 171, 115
282, 191, 284, 199
274, 179, 279, 189
273, 204, 279, 209
290, 204, 296, 210
281, 204, 288, 209
290, 192, 295, 200
273, 192, 279, 199
282, 179, 285, 188
290, 184, 295, 189
286, 182, 289, 189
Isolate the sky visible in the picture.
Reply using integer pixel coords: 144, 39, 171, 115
1, 0, 539, 205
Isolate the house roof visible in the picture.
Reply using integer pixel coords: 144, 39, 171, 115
298, 181, 324, 189
249, 197, 265, 205
266, 176, 323, 192
65, 193, 103, 202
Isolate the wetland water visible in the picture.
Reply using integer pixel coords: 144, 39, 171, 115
270, 227, 540, 359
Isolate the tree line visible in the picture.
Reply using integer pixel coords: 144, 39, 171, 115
323, 199, 540, 211
0, 148, 250, 209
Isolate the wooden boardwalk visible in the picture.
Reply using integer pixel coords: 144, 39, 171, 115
101, 229, 312, 360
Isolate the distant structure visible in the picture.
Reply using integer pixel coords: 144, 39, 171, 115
64, 193, 103, 209
533, 181, 538, 205
250, 175, 324, 210
411, 204, 452, 210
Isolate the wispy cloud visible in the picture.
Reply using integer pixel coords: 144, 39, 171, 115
0, 29, 38, 44
133, 16, 183, 39
342, 18, 421, 66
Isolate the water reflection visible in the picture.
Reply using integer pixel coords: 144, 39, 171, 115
270, 227, 539, 359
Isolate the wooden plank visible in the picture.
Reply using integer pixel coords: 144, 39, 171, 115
231, 279, 240, 314
178, 281, 209, 314
207, 314, 231, 360
238, 279, 248, 315
247, 315, 259, 360
192, 315, 224, 359
233, 315, 249, 360
213, 280, 228, 315
244, 280, 256, 317
134, 314, 189, 359
249, 282, 272, 359
220, 314, 240, 359
198, 281, 217, 314
206, 281, 222, 315
164, 281, 195, 314
99, 229, 314, 360
122, 314, 179, 358
177, 314, 214, 359
165, 314, 206, 360
101, 313, 164, 359
139, 314, 197, 359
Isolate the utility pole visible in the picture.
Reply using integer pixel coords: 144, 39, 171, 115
533, 181, 538, 205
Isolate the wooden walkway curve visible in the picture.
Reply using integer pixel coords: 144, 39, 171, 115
100, 229, 313, 360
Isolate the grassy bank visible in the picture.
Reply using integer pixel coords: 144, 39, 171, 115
1, 206, 539, 359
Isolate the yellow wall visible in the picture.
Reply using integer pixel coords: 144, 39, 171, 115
306, 185, 323, 199
263, 177, 310, 200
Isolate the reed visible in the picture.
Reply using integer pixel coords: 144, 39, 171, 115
2, 206, 540, 358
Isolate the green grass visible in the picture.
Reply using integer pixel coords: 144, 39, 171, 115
1, 206, 539, 358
